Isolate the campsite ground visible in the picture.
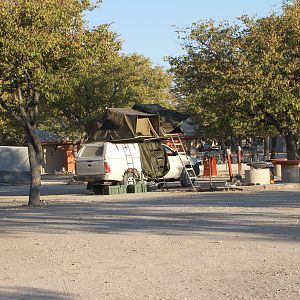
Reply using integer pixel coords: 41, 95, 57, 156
0, 178, 299, 300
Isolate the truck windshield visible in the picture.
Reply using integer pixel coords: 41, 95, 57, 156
163, 145, 177, 156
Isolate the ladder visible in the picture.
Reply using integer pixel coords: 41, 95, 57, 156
122, 144, 135, 169
122, 143, 140, 185
169, 135, 198, 189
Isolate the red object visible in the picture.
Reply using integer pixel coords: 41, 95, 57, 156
65, 145, 76, 173
271, 160, 300, 165
104, 162, 111, 173
203, 156, 217, 176
227, 151, 233, 181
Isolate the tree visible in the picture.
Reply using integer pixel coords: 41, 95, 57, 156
168, 0, 300, 159
0, 0, 102, 205
39, 23, 122, 141
42, 53, 174, 140
169, 21, 243, 142
0, 114, 26, 146
239, 1, 300, 159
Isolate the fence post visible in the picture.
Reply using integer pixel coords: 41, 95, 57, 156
237, 146, 243, 176
227, 149, 233, 182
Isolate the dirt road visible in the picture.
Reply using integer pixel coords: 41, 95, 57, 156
0, 180, 299, 299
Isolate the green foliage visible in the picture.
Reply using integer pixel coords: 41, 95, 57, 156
0, 0, 104, 204
239, 2, 300, 137
0, 114, 26, 145
39, 22, 123, 140
169, 20, 249, 140
0, 0, 100, 129
169, 1, 300, 134
168, 0, 300, 153
0, 0, 95, 91
0, 0, 174, 144
42, 53, 174, 140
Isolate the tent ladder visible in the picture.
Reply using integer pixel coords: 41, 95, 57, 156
170, 135, 198, 189
122, 144, 135, 169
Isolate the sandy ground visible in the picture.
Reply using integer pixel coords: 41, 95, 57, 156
0, 179, 299, 300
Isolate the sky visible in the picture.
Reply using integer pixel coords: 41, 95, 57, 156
85, 0, 283, 68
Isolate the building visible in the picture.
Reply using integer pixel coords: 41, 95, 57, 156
36, 129, 79, 174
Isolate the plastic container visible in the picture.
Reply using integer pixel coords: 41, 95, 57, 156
127, 184, 147, 193
103, 185, 127, 195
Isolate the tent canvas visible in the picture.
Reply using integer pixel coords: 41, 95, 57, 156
86, 108, 161, 142
132, 104, 189, 135
136, 117, 158, 136
86, 108, 169, 179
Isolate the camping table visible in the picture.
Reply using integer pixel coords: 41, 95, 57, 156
271, 160, 300, 183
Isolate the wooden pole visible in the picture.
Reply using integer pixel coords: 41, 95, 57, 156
237, 146, 242, 176
227, 149, 233, 182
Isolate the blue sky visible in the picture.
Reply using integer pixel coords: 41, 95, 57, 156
85, 0, 283, 68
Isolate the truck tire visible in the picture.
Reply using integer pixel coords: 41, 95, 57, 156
91, 184, 104, 195
180, 169, 193, 188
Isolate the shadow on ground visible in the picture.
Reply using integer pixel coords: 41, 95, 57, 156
0, 181, 87, 197
0, 190, 299, 242
0, 286, 75, 300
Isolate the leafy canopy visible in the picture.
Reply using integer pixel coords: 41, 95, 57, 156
41, 53, 174, 141
168, 0, 300, 155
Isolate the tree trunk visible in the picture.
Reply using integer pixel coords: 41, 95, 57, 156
25, 128, 43, 206
285, 131, 299, 160
263, 136, 270, 160
270, 136, 277, 159
1, 87, 43, 205
230, 135, 239, 154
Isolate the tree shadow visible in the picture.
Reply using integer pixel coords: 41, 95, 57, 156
0, 286, 75, 299
1, 190, 299, 242
0, 182, 88, 197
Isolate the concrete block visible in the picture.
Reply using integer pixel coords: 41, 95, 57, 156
245, 169, 270, 185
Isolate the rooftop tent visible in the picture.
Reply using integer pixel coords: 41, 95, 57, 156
86, 108, 161, 142
86, 108, 169, 179
132, 104, 189, 135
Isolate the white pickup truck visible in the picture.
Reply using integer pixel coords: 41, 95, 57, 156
74, 142, 198, 193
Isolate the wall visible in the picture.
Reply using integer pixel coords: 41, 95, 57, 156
0, 146, 30, 183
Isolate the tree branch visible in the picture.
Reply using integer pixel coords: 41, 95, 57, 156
264, 111, 286, 137
0, 96, 24, 124
108, 82, 119, 102
32, 89, 39, 125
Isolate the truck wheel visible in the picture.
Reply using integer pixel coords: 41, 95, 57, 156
180, 169, 193, 187
91, 184, 104, 195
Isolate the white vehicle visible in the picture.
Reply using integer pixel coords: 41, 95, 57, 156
162, 144, 197, 182
74, 142, 142, 186
74, 142, 198, 193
